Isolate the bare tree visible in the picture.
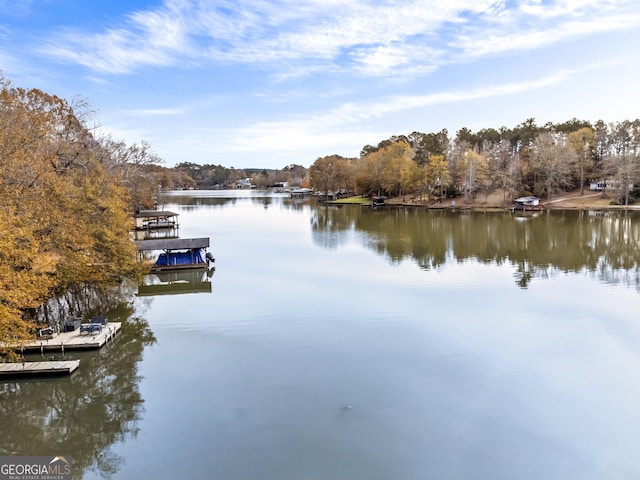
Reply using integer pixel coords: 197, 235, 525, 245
488, 139, 521, 204
603, 120, 640, 206
309, 155, 349, 200
569, 127, 595, 195
531, 132, 576, 202
457, 150, 489, 203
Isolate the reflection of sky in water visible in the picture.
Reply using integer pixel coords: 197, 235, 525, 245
104, 193, 640, 480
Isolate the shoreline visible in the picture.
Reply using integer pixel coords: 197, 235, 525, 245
336, 190, 640, 212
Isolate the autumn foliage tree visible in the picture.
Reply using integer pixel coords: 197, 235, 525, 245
423, 155, 450, 201
0, 75, 146, 355
354, 142, 414, 197
309, 154, 352, 199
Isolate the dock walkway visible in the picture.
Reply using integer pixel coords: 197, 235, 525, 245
0, 360, 80, 377
7, 322, 122, 353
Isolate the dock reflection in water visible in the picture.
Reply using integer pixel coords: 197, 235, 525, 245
136, 268, 215, 296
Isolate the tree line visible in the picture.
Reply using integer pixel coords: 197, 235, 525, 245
309, 118, 640, 205
0, 75, 161, 355
162, 163, 310, 190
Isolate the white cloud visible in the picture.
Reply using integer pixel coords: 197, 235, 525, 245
44, 27, 176, 74
350, 44, 441, 77
209, 63, 608, 159
519, 0, 631, 19
451, 0, 640, 60
32, 0, 534, 77
37, 0, 640, 84
124, 107, 188, 117
455, 13, 640, 58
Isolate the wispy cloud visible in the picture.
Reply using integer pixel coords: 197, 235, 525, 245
125, 107, 188, 117
218, 63, 609, 156
350, 44, 440, 77
37, 0, 638, 80
454, 1, 640, 58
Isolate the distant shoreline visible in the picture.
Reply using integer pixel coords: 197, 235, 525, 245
333, 189, 640, 211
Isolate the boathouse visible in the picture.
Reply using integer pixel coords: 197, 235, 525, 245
513, 196, 542, 211
134, 237, 213, 272
134, 210, 179, 230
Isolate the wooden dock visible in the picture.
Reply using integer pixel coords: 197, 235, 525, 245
8, 322, 122, 353
0, 360, 80, 377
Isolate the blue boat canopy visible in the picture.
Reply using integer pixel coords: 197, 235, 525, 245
154, 248, 207, 267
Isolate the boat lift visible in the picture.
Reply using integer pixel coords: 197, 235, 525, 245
133, 237, 214, 272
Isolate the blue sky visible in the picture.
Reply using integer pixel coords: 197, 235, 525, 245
2, 0, 639, 169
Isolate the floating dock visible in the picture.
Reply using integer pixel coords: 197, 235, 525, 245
7, 322, 122, 353
0, 360, 80, 378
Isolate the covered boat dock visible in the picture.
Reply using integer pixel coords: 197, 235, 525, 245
134, 237, 213, 272
133, 210, 179, 230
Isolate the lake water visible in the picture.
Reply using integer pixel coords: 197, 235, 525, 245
2, 190, 640, 480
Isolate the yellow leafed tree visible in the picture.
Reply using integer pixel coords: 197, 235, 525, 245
423, 154, 451, 202
0, 76, 142, 357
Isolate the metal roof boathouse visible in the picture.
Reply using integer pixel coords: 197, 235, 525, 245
133, 210, 179, 230
134, 237, 214, 272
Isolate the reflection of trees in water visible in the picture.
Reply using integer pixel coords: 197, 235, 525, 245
309, 206, 640, 288
36, 281, 139, 329
162, 192, 312, 211
512, 259, 555, 289
310, 205, 354, 249
172, 196, 238, 209
257, 197, 273, 209
0, 307, 156, 479
594, 256, 640, 291
281, 197, 311, 211
360, 209, 451, 267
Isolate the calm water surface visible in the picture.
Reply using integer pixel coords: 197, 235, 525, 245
2, 190, 640, 480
